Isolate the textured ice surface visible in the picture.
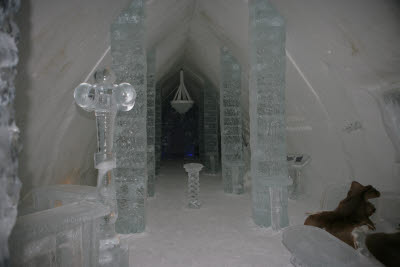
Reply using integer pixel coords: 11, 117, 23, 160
155, 83, 162, 175
282, 225, 378, 267
249, 0, 291, 229
220, 47, 244, 194
32, 185, 97, 211
0, 0, 21, 264
183, 163, 203, 208
198, 85, 204, 163
111, 0, 147, 234
147, 49, 156, 197
10, 201, 110, 267
203, 80, 220, 174
287, 154, 311, 199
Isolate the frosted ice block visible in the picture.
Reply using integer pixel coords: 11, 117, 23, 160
282, 225, 378, 267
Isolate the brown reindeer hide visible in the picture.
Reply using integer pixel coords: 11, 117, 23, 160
304, 181, 380, 248
366, 232, 400, 267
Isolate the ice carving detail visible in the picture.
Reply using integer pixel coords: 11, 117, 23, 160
184, 163, 204, 209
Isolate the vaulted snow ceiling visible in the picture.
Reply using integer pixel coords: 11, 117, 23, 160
16, 0, 400, 198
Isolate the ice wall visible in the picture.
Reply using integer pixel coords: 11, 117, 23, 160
0, 0, 21, 264
249, 0, 290, 229
111, 0, 147, 234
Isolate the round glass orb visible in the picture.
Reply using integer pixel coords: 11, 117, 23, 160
115, 83, 136, 111
74, 83, 95, 111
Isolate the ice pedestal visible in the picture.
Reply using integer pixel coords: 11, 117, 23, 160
282, 225, 378, 267
287, 154, 311, 199
220, 47, 245, 194
184, 163, 204, 208
249, 0, 291, 230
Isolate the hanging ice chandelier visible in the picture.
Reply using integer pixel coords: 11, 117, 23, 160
170, 69, 194, 114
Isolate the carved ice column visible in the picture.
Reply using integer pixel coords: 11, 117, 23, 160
111, 0, 147, 234
198, 86, 205, 161
203, 81, 220, 174
249, 0, 291, 230
155, 83, 162, 175
147, 49, 156, 197
0, 1, 21, 264
220, 47, 245, 194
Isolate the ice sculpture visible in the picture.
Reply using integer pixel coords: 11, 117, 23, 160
111, 0, 148, 234
220, 47, 245, 194
203, 81, 220, 174
0, 1, 21, 264
147, 49, 156, 197
184, 163, 204, 208
282, 225, 378, 267
74, 68, 136, 266
249, 0, 291, 230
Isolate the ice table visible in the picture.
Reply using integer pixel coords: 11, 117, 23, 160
282, 225, 379, 267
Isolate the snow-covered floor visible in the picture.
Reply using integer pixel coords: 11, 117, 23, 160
122, 160, 320, 267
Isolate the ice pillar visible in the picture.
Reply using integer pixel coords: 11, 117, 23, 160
249, 0, 291, 230
0, 1, 21, 264
147, 49, 156, 197
203, 81, 220, 174
111, 0, 147, 234
198, 87, 205, 162
155, 83, 162, 175
220, 47, 245, 194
